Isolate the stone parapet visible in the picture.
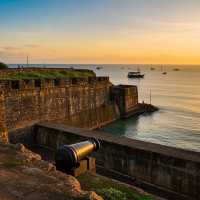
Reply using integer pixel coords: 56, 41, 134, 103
33, 123, 200, 200
0, 76, 109, 92
0, 75, 118, 131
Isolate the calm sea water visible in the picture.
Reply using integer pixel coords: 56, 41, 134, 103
10, 64, 200, 152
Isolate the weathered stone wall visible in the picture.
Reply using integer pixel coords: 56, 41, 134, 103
0, 88, 8, 143
112, 85, 138, 117
0, 69, 139, 136
124, 86, 138, 112
0, 77, 119, 132
33, 123, 200, 200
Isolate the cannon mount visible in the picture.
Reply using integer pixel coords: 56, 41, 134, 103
55, 138, 100, 177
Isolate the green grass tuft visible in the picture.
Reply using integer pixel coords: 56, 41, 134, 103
97, 188, 127, 200
78, 173, 155, 200
0, 70, 95, 80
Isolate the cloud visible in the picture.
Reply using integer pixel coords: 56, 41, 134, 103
24, 44, 41, 48
0, 49, 26, 58
0, 44, 41, 52
0, 46, 21, 51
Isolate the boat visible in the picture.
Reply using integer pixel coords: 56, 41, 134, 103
96, 66, 103, 70
161, 65, 167, 75
173, 68, 180, 71
127, 71, 144, 78
150, 67, 155, 71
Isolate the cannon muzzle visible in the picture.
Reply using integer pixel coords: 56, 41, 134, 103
55, 138, 100, 173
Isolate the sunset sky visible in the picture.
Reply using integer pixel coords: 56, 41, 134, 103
1, 0, 200, 64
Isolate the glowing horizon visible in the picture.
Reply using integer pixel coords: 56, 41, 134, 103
1, 0, 200, 65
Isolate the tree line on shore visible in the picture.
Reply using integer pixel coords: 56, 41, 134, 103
0, 62, 8, 69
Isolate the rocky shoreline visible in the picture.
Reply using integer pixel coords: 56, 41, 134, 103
0, 142, 103, 200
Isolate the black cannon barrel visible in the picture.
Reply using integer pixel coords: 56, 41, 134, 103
55, 138, 100, 173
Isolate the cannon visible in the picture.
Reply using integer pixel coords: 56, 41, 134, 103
55, 138, 100, 176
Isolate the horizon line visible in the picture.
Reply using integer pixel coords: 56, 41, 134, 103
7, 63, 200, 66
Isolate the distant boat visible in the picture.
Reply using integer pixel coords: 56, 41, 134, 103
150, 67, 155, 71
96, 66, 103, 70
161, 65, 167, 75
173, 68, 180, 71
128, 71, 144, 78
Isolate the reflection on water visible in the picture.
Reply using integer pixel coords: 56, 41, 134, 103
100, 116, 140, 137
96, 65, 200, 152
101, 109, 200, 152
10, 64, 200, 152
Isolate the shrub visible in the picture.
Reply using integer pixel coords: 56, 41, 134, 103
0, 62, 8, 69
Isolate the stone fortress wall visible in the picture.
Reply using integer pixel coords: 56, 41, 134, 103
0, 76, 121, 132
0, 68, 139, 137
112, 85, 138, 117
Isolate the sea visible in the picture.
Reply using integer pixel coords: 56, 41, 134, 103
9, 64, 200, 152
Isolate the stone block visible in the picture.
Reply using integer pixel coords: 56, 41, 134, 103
71, 157, 96, 177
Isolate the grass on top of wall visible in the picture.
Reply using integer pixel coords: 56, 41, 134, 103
0, 70, 96, 80
78, 173, 155, 200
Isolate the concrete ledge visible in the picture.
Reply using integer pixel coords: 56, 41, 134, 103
37, 122, 200, 163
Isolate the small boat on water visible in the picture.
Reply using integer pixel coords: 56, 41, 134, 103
161, 65, 167, 75
128, 71, 144, 78
150, 67, 155, 71
173, 68, 180, 71
96, 66, 103, 70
